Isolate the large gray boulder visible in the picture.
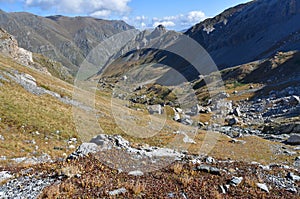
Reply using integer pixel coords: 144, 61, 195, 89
68, 143, 99, 159
286, 135, 300, 145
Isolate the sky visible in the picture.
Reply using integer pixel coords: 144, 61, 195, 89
0, 0, 251, 30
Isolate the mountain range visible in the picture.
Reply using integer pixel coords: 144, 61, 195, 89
0, 0, 299, 81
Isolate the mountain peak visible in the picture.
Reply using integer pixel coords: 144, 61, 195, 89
156, 24, 166, 31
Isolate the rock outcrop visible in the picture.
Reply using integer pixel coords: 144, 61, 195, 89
0, 28, 33, 66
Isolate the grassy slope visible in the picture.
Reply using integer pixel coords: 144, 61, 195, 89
0, 53, 298, 168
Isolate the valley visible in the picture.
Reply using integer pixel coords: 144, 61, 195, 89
0, 0, 300, 198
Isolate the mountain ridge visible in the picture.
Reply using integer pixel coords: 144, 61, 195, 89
0, 10, 135, 75
185, 0, 300, 68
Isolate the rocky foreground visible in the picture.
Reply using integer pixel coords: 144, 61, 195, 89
0, 134, 300, 198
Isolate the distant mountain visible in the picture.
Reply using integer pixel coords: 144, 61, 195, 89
1, 0, 300, 81
0, 10, 135, 75
185, 0, 300, 68
100, 0, 300, 84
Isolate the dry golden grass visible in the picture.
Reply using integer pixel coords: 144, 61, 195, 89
127, 180, 146, 195
173, 163, 183, 174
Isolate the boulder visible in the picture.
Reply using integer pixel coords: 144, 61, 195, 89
175, 108, 183, 113
256, 183, 269, 193
290, 96, 300, 105
286, 135, 300, 145
228, 117, 239, 126
68, 143, 99, 159
90, 134, 112, 150
191, 104, 201, 115
173, 113, 181, 122
148, 104, 163, 115
230, 177, 243, 186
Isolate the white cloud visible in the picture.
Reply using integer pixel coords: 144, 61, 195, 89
124, 10, 206, 30
152, 11, 207, 30
90, 10, 111, 18
25, 0, 131, 17
153, 21, 175, 28
187, 11, 206, 22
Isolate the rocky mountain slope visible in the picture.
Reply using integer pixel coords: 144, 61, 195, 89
0, 10, 134, 75
185, 0, 300, 68
98, 0, 300, 83
0, 28, 73, 82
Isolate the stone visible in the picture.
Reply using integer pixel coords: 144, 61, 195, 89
199, 106, 211, 113
294, 157, 300, 167
173, 113, 181, 122
148, 104, 163, 115
196, 165, 221, 175
287, 172, 300, 182
175, 108, 183, 113
229, 139, 246, 144
230, 177, 243, 186
205, 156, 216, 164
256, 183, 269, 193
219, 185, 226, 194
191, 104, 201, 114
108, 188, 127, 196
181, 115, 193, 126
233, 107, 242, 117
290, 96, 300, 105
69, 138, 77, 142
167, 193, 175, 198
228, 117, 239, 126
286, 187, 298, 193
115, 135, 130, 148
213, 100, 233, 114
128, 170, 144, 176
68, 143, 99, 159
183, 134, 196, 144
19, 73, 37, 86
0, 171, 13, 183
0, 135, 4, 141
283, 150, 297, 155
219, 92, 230, 98
198, 122, 205, 127
286, 135, 300, 145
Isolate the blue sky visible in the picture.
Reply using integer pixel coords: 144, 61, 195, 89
0, 0, 250, 30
